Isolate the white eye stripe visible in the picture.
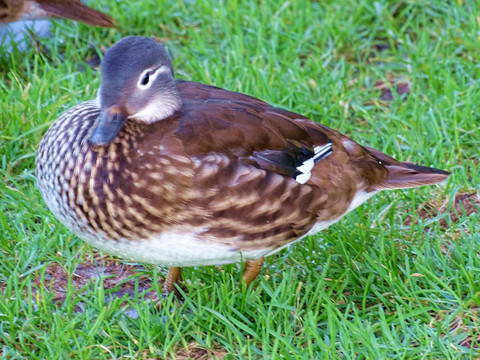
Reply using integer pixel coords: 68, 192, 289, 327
137, 66, 170, 89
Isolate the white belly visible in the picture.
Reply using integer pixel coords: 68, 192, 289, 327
82, 231, 268, 267
79, 220, 339, 267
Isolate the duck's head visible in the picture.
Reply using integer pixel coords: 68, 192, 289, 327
89, 36, 181, 146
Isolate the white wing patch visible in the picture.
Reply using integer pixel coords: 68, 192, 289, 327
295, 141, 333, 184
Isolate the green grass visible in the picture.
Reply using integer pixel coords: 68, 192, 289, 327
1, 0, 480, 358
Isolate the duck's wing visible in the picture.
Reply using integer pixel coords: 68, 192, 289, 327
175, 80, 448, 192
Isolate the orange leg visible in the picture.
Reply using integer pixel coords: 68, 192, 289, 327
165, 266, 183, 293
242, 257, 264, 287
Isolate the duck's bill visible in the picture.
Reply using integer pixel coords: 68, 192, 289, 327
88, 106, 127, 146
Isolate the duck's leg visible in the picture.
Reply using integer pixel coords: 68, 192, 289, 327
242, 257, 264, 287
165, 266, 183, 293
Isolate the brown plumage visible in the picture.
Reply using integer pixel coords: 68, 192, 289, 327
0, 0, 114, 27
36, 36, 449, 293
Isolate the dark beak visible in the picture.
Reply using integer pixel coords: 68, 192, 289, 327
88, 106, 128, 146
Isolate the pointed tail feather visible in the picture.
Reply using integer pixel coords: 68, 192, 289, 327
39, 3, 115, 28
381, 163, 450, 190
365, 146, 450, 190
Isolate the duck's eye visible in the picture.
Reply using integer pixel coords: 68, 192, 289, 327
137, 66, 168, 88
140, 72, 150, 86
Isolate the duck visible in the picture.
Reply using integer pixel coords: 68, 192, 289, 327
0, 0, 114, 27
36, 36, 450, 293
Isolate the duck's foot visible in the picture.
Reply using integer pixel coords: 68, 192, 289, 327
164, 258, 264, 296
164, 266, 185, 296
242, 257, 264, 288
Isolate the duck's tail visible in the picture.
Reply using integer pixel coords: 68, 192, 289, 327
366, 147, 450, 190
39, 2, 115, 28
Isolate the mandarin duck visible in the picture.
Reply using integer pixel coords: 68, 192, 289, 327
36, 36, 449, 293
0, 0, 114, 27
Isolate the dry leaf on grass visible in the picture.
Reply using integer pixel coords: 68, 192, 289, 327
32, 251, 162, 310
406, 192, 480, 229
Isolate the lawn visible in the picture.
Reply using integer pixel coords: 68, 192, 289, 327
1, 0, 479, 358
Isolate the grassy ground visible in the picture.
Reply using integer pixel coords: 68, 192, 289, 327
1, 0, 479, 358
